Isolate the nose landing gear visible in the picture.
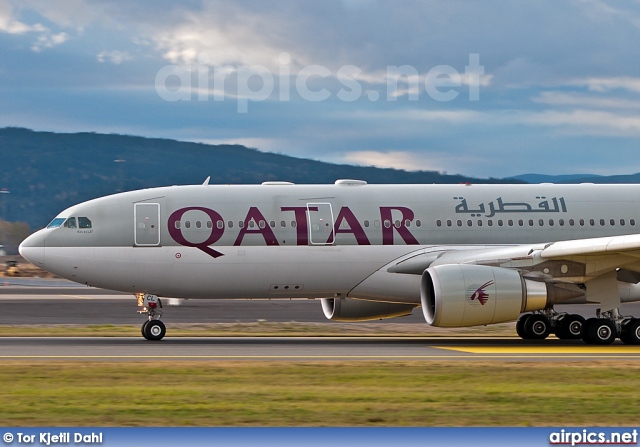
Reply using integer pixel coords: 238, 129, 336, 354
137, 293, 166, 341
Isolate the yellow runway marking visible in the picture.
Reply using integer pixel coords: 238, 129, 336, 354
438, 346, 640, 354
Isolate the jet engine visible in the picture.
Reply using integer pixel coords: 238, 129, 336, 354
321, 297, 416, 322
421, 264, 549, 327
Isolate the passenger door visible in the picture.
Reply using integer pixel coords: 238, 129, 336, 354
134, 203, 161, 246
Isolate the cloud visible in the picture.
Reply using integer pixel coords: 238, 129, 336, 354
97, 50, 133, 65
343, 150, 442, 172
0, 0, 46, 34
571, 77, 640, 94
532, 91, 640, 110
30, 31, 67, 52
525, 109, 640, 135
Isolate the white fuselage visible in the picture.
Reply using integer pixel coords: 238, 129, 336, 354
19, 182, 640, 305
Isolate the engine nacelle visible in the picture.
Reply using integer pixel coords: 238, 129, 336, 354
321, 297, 416, 322
421, 264, 549, 327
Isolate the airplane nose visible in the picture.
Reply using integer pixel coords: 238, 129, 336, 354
19, 230, 46, 265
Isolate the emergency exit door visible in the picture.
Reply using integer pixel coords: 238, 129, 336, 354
307, 202, 334, 245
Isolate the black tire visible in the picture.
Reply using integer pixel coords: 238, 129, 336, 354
143, 320, 166, 341
583, 318, 616, 345
141, 320, 150, 337
556, 314, 585, 340
523, 314, 551, 340
516, 314, 532, 339
621, 319, 640, 345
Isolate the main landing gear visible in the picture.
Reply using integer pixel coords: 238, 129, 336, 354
137, 293, 166, 341
516, 310, 584, 341
516, 308, 640, 345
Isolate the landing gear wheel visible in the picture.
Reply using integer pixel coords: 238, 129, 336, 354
582, 318, 616, 345
556, 314, 585, 340
621, 318, 640, 345
141, 320, 150, 337
523, 314, 551, 340
143, 320, 166, 341
516, 314, 532, 339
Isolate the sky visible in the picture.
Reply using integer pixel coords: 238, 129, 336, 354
1, 0, 640, 178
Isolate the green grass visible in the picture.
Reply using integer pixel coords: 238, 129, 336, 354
0, 361, 639, 426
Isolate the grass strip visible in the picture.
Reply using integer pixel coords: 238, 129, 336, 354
0, 360, 638, 426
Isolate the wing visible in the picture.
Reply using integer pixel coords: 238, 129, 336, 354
349, 234, 640, 327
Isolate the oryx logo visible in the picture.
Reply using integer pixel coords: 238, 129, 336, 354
468, 280, 494, 305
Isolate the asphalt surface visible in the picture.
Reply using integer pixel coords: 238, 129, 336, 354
0, 336, 639, 362
3, 278, 640, 362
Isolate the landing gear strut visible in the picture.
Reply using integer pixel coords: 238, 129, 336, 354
137, 293, 166, 341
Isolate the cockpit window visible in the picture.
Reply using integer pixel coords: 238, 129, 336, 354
47, 218, 66, 229
78, 217, 92, 229
63, 217, 77, 229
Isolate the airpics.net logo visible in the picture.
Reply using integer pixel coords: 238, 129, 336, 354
154, 52, 486, 112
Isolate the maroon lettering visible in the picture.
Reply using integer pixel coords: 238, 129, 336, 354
234, 207, 279, 246
331, 207, 370, 245
168, 207, 225, 258
281, 206, 318, 245
380, 206, 419, 245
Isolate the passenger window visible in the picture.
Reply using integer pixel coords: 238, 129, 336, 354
416, 220, 422, 227
175, 221, 181, 230
528, 219, 534, 227
610, 219, 615, 226
518, 219, 523, 226
457, 220, 462, 227
217, 221, 224, 230
559, 219, 564, 226
631, 219, 636, 226
228, 221, 234, 228
538, 219, 544, 226
447, 220, 452, 227
569, 219, 574, 226
64, 218, 77, 229
599, 219, 605, 226
364, 220, 370, 228
270, 221, 276, 228
590, 219, 595, 226
620, 219, 625, 226
78, 217, 92, 229
384, 220, 391, 228
477, 220, 483, 227
196, 221, 202, 229
467, 220, 472, 227
280, 221, 286, 228
405, 219, 411, 227
436, 220, 442, 227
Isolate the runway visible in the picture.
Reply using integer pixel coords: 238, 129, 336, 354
1, 336, 640, 361
3, 278, 640, 362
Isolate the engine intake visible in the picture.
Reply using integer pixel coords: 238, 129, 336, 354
421, 264, 549, 327
321, 297, 416, 322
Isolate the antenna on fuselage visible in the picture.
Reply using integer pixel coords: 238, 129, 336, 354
202, 176, 211, 186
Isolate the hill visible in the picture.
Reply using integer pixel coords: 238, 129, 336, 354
0, 127, 515, 234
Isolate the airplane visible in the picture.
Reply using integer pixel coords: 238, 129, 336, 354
17, 179, 640, 344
